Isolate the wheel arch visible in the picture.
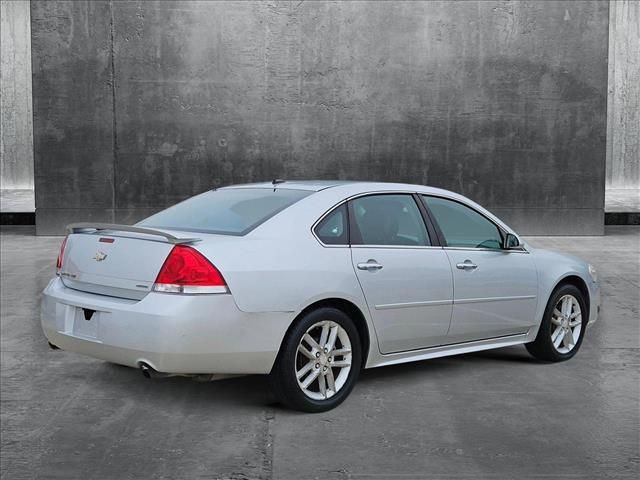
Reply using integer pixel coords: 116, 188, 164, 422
274, 297, 372, 371
552, 274, 591, 319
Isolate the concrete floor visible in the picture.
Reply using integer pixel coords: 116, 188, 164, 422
1, 226, 638, 480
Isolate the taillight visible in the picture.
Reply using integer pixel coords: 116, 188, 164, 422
152, 245, 228, 294
56, 236, 68, 275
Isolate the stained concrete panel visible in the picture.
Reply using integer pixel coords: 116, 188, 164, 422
31, 1, 609, 234
490, 208, 605, 236
606, 0, 640, 190
30, 0, 115, 225
1, 0, 34, 190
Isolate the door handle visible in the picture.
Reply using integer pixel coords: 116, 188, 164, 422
357, 260, 383, 271
456, 260, 478, 270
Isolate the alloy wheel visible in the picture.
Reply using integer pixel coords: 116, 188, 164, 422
550, 294, 582, 354
295, 320, 352, 400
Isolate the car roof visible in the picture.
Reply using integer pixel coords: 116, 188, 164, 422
220, 180, 359, 192
219, 180, 518, 235
219, 180, 451, 195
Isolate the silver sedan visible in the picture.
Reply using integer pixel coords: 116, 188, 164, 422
41, 181, 600, 412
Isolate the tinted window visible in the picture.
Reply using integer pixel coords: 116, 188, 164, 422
314, 204, 348, 245
139, 188, 311, 235
350, 195, 430, 246
423, 196, 502, 249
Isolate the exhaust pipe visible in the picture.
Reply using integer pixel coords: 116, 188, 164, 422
139, 362, 174, 379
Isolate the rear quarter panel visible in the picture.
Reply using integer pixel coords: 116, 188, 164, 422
194, 186, 371, 317
196, 235, 367, 315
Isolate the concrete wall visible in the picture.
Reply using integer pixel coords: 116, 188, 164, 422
1, 0, 33, 190
606, 0, 639, 190
31, 0, 609, 235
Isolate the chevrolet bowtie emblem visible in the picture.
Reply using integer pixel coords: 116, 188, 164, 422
93, 251, 108, 262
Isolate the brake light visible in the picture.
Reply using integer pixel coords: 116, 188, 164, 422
56, 236, 68, 275
152, 245, 228, 294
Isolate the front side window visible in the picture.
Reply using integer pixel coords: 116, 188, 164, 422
314, 204, 348, 245
139, 188, 312, 235
422, 196, 502, 249
350, 194, 430, 246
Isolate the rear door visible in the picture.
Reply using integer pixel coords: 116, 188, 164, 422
348, 194, 454, 354
421, 195, 538, 343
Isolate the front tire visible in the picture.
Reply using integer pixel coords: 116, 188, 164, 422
270, 307, 362, 413
526, 284, 587, 362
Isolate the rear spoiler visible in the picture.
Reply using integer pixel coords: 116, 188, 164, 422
66, 223, 201, 245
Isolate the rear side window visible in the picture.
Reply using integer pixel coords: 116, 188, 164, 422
350, 194, 430, 246
139, 188, 311, 235
314, 204, 348, 245
422, 196, 502, 249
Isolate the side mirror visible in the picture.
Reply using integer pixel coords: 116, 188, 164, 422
503, 233, 521, 250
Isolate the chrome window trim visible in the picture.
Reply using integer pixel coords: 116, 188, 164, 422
443, 246, 530, 254
420, 194, 529, 253
348, 192, 433, 248
313, 243, 350, 249
311, 189, 528, 252
351, 244, 443, 250
311, 200, 350, 248
312, 190, 429, 248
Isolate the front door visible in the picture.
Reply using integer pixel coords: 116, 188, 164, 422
349, 194, 454, 354
422, 195, 538, 343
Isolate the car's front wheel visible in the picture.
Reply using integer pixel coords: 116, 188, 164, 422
526, 284, 587, 362
270, 307, 362, 412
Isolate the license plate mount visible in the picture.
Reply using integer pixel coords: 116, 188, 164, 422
73, 307, 99, 339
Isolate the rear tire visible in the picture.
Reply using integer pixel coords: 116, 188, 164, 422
526, 284, 587, 362
269, 307, 362, 413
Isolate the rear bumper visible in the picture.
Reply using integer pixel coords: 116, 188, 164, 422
41, 278, 292, 374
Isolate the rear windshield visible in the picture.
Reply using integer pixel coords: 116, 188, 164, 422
138, 188, 312, 235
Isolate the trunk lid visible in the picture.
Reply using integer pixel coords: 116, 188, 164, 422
59, 225, 199, 300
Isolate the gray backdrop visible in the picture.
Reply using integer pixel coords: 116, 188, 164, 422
31, 0, 609, 235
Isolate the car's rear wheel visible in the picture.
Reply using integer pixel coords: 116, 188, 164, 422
270, 307, 361, 412
526, 284, 587, 362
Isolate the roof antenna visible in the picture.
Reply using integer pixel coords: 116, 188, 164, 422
271, 178, 285, 186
